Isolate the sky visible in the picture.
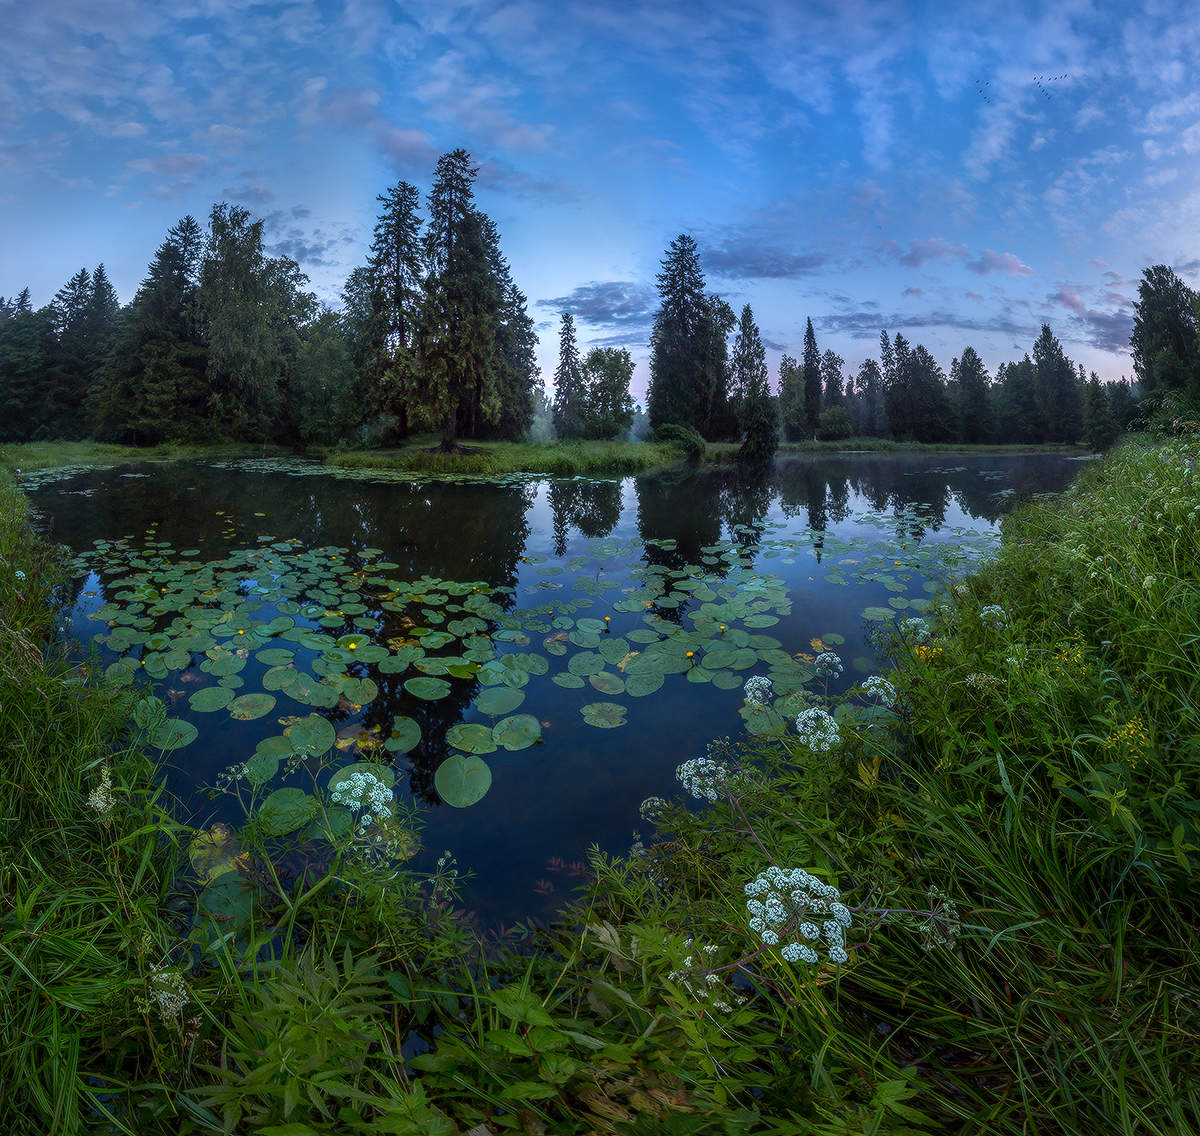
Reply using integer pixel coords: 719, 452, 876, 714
3, 0, 1200, 399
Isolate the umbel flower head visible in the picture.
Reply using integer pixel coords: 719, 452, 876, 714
639, 795, 669, 823
743, 675, 773, 706
330, 769, 394, 832
979, 604, 1008, 630
794, 707, 840, 752
675, 756, 729, 802
861, 674, 896, 708
814, 651, 844, 679
745, 866, 852, 965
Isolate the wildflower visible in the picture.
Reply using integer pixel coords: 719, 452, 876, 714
965, 672, 1001, 694
330, 769, 394, 832
14, 569, 26, 582
979, 604, 1007, 630
87, 767, 115, 816
911, 643, 944, 663
919, 886, 961, 951
1104, 715, 1151, 767
638, 795, 669, 823
148, 966, 191, 1021
899, 617, 930, 642
675, 756, 729, 801
814, 651, 844, 679
1142, 575, 1156, 593
743, 675, 773, 706
794, 707, 840, 752
744, 866, 850, 966
861, 674, 896, 707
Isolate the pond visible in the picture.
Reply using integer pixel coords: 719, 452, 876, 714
23, 451, 1087, 928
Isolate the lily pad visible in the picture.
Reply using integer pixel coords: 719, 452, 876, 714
404, 676, 451, 701
475, 686, 525, 716
286, 714, 336, 757
588, 670, 626, 695
188, 823, 249, 884
258, 787, 319, 836
229, 692, 276, 721
862, 606, 895, 622
625, 671, 664, 697
434, 754, 492, 808
150, 718, 198, 750
580, 701, 627, 729
385, 716, 421, 754
446, 722, 499, 755
551, 672, 585, 689
493, 714, 542, 751
189, 686, 234, 713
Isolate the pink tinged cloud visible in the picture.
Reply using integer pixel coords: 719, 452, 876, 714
966, 249, 1034, 277
1053, 286, 1087, 315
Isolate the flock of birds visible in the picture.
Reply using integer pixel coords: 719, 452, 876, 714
973, 73, 1069, 104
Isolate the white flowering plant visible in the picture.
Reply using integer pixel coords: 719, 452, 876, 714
745, 866, 851, 965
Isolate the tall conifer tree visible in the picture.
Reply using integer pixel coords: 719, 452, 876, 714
802, 318, 821, 435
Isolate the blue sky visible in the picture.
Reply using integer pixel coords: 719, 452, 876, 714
3, 0, 1199, 397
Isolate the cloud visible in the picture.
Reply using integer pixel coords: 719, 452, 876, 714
902, 285, 922, 296
1050, 285, 1087, 315
223, 182, 275, 205
897, 237, 967, 267
702, 235, 830, 279
536, 281, 657, 328
761, 336, 786, 351
966, 249, 1035, 276
127, 152, 208, 177
819, 306, 1033, 341
1075, 308, 1133, 353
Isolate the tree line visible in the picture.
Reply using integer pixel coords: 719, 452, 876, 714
641, 232, 1164, 455
0, 150, 540, 451
6, 182, 1198, 455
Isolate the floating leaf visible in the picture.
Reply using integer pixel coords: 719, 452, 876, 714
567, 651, 605, 676
189, 685, 233, 713
625, 671, 664, 697
150, 718, 197, 750
493, 714, 542, 751
385, 716, 421, 754
198, 873, 254, 928
229, 692, 276, 721
446, 722, 498, 755
286, 714, 335, 757
588, 670, 625, 695
862, 606, 895, 622
258, 787, 319, 836
435, 754, 492, 808
551, 672, 585, 689
580, 701, 627, 729
475, 686, 525, 716
188, 823, 249, 884
404, 676, 450, 701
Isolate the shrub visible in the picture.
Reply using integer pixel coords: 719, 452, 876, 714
815, 406, 852, 441
651, 422, 705, 461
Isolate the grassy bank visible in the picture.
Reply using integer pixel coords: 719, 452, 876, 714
4, 435, 1194, 1132
325, 436, 686, 476
0, 440, 287, 474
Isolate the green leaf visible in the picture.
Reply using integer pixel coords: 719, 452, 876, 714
286, 714, 335, 757
434, 754, 492, 808
588, 670, 625, 695
581, 701, 627, 729
150, 718, 197, 750
258, 787, 318, 836
385, 716, 421, 754
625, 671, 664, 697
446, 722, 498, 755
189, 686, 233, 713
229, 692, 276, 721
474, 686, 525, 716
404, 676, 451, 701
493, 714, 542, 751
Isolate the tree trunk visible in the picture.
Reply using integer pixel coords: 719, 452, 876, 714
441, 407, 457, 452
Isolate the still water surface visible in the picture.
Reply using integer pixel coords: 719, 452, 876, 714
25, 452, 1085, 926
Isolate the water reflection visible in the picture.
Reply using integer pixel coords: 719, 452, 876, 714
27, 451, 1086, 926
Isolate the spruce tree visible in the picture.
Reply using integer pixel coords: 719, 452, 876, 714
731, 305, 775, 461
856, 358, 887, 436
552, 312, 586, 438
0, 297, 55, 441
1130, 264, 1200, 401
362, 181, 425, 436
802, 318, 821, 435
479, 214, 537, 440
92, 216, 208, 443
1083, 372, 1119, 450
1032, 323, 1082, 442
419, 150, 499, 450
954, 346, 991, 442
647, 233, 706, 432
